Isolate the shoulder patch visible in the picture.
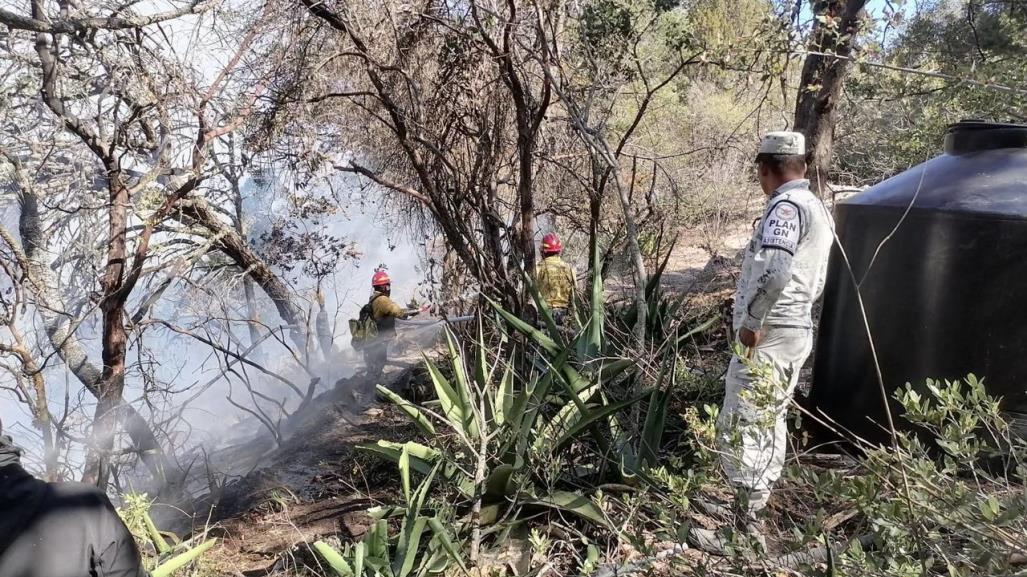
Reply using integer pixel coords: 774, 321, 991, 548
761, 200, 802, 254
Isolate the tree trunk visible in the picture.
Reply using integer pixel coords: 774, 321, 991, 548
488, 0, 550, 306
588, 193, 602, 274
517, 132, 537, 280
83, 171, 132, 488
30, 366, 57, 480
31, 0, 176, 490
82, 394, 120, 487
233, 182, 264, 355
794, 0, 868, 195
483, 186, 509, 290
612, 173, 648, 347
11, 182, 172, 487
14, 342, 57, 480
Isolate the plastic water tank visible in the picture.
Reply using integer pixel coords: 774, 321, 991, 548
805, 121, 1027, 445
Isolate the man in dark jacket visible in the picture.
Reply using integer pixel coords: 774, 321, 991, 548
0, 421, 148, 577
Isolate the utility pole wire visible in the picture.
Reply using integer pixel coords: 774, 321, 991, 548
789, 49, 1027, 96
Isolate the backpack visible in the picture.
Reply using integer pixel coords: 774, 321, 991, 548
349, 295, 384, 350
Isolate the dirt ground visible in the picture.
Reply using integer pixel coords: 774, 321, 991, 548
181, 367, 419, 575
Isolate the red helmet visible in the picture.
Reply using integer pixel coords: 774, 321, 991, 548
541, 233, 562, 254
371, 270, 391, 287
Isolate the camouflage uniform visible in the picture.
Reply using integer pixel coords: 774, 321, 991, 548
720, 178, 833, 512
536, 255, 576, 325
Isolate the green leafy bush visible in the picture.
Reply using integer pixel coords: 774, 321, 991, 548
804, 375, 1027, 576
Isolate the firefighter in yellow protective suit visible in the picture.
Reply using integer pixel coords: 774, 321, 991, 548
535, 233, 577, 326
364, 270, 423, 379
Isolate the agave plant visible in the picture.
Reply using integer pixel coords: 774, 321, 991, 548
360, 238, 674, 531
361, 324, 629, 526
313, 457, 465, 577
609, 234, 719, 350
118, 493, 217, 577
354, 234, 720, 570
150, 539, 218, 577
495, 236, 713, 478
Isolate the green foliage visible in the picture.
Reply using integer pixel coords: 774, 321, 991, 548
609, 239, 718, 348
686, 0, 775, 55
839, 0, 1027, 182
364, 321, 642, 518
581, 0, 634, 56
313, 541, 355, 577
117, 493, 160, 555
312, 463, 466, 577
579, 236, 606, 363
117, 493, 216, 576
354, 236, 704, 572
150, 540, 218, 577
526, 491, 614, 529
803, 375, 1027, 575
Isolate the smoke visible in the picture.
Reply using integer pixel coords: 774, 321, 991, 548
159, 182, 433, 451
0, 164, 447, 491
0, 7, 453, 493
391, 316, 475, 360
0, 7, 464, 487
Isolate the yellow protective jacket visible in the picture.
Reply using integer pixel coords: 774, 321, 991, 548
370, 291, 406, 337
536, 255, 576, 310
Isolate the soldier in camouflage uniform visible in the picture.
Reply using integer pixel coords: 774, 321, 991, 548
690, 132, 834, 553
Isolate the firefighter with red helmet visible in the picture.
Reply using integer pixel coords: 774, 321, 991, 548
364, 270, 424, 379
536, 233, 577, 326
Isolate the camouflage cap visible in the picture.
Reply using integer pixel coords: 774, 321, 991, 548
759, 131, 805, 155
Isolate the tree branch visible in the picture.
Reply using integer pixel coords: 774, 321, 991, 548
1, 0, 221, 33
333, 162, 431, 205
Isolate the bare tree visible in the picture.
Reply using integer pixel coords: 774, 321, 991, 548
0, 0, 326, 488
0, 228, 58, 479
794, 0, 869, 194
532, 2, 710, 345
250, 0, 574, 310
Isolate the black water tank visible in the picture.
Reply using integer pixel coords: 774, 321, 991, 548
806, 121, 1027, 445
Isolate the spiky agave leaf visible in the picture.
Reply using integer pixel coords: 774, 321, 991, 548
423, 354, 476, 440
486, 296, 560, 354
143, 510, 171, 555
377, 385, 436, 436
427, 517, 469, 575
394, 464, 440, 577
527, 491, 614, 530
444, 330, 479, 439
151, 538, 217, 577
579, 233, 605, 362
312, 541, 355, 577
358, 440, 439, 476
